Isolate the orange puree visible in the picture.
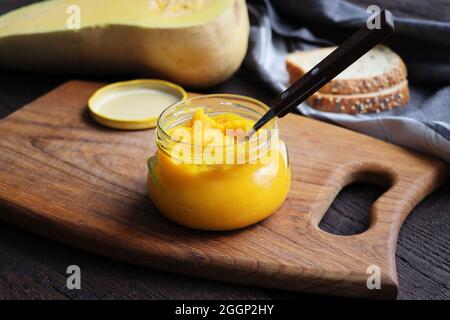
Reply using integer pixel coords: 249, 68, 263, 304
147, 109, 291, 231
168, 109, 253, 149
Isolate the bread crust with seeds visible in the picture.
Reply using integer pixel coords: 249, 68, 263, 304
307, 80, 410, 114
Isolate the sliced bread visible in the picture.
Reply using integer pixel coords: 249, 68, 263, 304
307, 80, 410, 114
286, 45, 407, 95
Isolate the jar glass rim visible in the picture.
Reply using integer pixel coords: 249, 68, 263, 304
156, 94, 276, 147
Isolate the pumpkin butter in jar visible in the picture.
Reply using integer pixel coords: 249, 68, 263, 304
147, 95, 291, 231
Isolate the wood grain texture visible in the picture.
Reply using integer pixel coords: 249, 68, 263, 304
0, 80, 447, 299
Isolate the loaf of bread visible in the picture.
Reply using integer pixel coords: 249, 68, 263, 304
286, 45, 410, 114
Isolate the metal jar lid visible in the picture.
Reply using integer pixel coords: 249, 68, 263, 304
88, 79, 187, 130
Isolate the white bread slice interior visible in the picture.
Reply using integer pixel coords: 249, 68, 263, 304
286, 45, 408, 95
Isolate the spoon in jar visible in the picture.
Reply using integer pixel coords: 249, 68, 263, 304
249, 10, 395, 137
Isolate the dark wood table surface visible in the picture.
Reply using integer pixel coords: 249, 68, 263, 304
0, 0, 449, 300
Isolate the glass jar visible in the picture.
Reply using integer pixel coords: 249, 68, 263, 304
147, 94, 291, 231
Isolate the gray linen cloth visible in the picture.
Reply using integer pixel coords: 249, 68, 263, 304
245, 0, 450, 162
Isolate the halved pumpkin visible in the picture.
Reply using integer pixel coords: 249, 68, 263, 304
0, 0, 249, 88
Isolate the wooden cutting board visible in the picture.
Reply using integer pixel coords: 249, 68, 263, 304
0, 81, 447, 299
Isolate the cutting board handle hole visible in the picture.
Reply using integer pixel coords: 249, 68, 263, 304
318, 170, 393, 236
